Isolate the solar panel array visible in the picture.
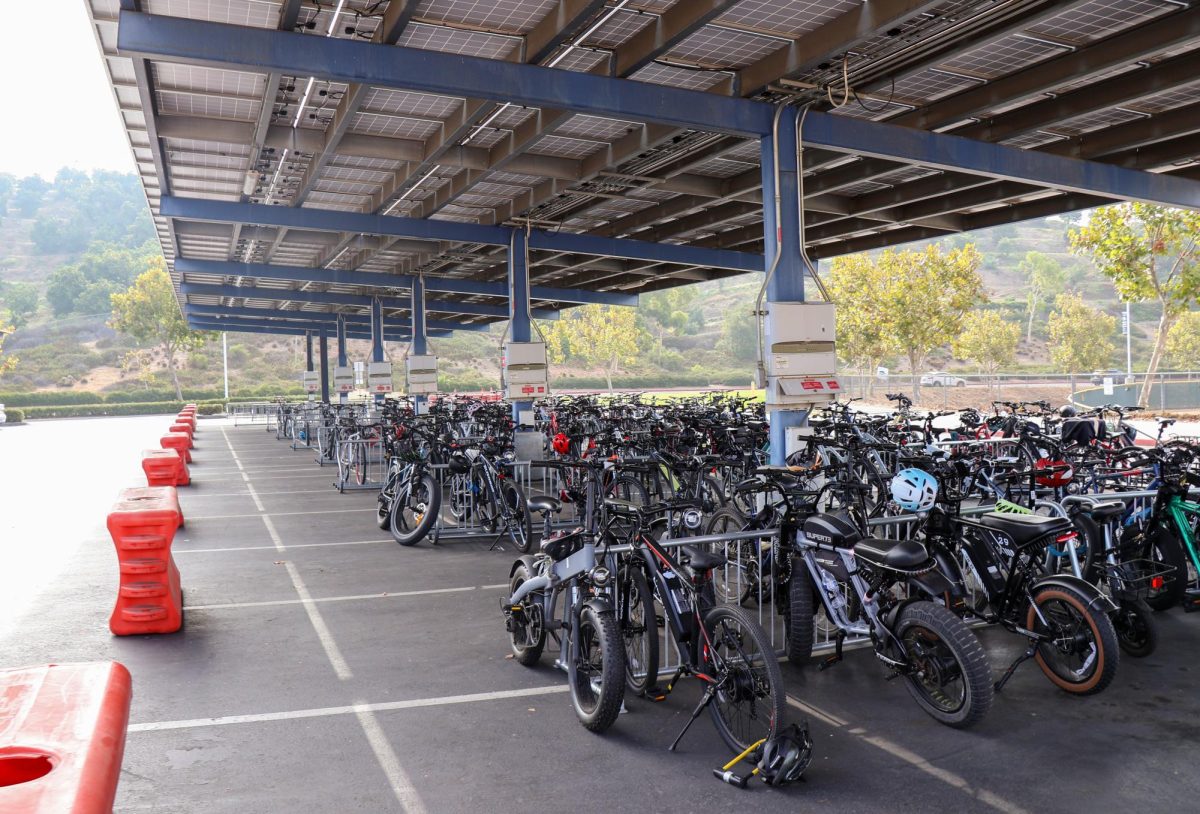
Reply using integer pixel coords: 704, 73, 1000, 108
88, 0, 1200, 330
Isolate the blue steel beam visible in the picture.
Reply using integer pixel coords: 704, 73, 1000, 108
162, 196, 763, 273
117, 10, 775, 137
182, 304, 484, 333
174, 257, 634, 305
801, 111, 1200, 211
180, 282, 555, 320
186, 317, 422, 341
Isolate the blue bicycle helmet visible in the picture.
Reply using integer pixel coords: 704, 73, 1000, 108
890, 468, 938, 512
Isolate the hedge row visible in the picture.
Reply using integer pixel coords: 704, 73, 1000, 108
0, 385, 303, 407
3, 408, 24, 423
20, 401, 225, 419
552, 371, 750, 390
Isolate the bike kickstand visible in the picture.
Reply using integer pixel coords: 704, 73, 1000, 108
995, 644, 1036, 692
668, 686, 715, 752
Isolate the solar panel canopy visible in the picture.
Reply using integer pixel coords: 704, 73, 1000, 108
88, 0, 1200, 332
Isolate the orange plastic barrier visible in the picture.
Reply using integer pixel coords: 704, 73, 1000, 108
168, 422, 194, 447
141, 448, 190, 487
175, 412, 196, 429
0, 662, 132, 814
107, 487, 183, 635
159, 431, 192, 463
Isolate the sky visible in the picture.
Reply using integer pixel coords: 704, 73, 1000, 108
0, 3, 136, 179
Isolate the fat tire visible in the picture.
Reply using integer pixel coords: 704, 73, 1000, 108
502, 480, 534, 553
390, 472, 440, 546
786, 561, 816, 664
620, 564, 660, 695
507, 564, 545, 666
896, 602, 993, 729
1142, 525, 1188, 612
1114, 598, 1158, 658
568, 605, 625, 733
1027, 584, 1119, 695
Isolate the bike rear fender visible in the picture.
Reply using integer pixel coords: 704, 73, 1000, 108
581, 595, 615, 616
1031, 574, 1118, 615
509, 555, 539, 579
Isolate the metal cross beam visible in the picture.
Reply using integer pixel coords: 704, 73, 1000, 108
183, 304, 465, 335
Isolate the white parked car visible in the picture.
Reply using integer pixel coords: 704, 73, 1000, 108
920, 371, 967, 387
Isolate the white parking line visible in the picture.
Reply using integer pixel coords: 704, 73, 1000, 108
175, 538, 391, 554
284, 560, 353, 680
181, 489, 339, 498
126, 685, 569, 733
187, 508, 363, 520
185, 583, 508, 610
354, 702, 427, 813
786, 697, 1030, 814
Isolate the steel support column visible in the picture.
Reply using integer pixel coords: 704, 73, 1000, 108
318, 331, 330, 403
371, 296, 385, 404
336, 315, 348, 404
763, 122, 806, 465
304, 332, 314, 372
509, 230, 533, 422
411, 274, 428, 413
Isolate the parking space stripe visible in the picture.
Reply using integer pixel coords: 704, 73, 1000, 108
284, 559, 353, 680
184, 583, 508, 610
786, 697, 1029, 814
175, 538, 391, 554
354, 702, 427, 814
126, 685, 569, 733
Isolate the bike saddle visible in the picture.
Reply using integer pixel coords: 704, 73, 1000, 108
853, 537, 931, 573
978, 512, 1073, 546
1064, 495, 1126, 520
680, 545, 727, 573
527, 494, 562, 515
539, 527, 584, 561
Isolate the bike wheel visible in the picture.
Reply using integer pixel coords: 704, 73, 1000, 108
895, 602, 993, 729
1026, 583, 1119, 695
701, 474, 725, 513
390, 472, 441, 546
786, 563, 815, 664
609, 475, 648, 507
502, 480, 534, 554
704, 604, 785, 753
1140, 525, 1188, 611
507, 564, 546, 666
704, 507, 756, 605
354, 444, 368, 485
619, 564, 660, 696
1113, 598, 1158, 658
447, 473, 471, 521
568, 605, 625, 733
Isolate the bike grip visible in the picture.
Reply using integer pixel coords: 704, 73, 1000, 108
713, 769, 749, 788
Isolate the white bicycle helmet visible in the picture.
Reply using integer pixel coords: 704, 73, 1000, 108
890, 468, 938, 512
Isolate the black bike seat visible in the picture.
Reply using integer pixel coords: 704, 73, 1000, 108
539, 527, 584, 561
528, 494, 562, 514
681, 545, 727, 572
978, 512, 1073, 546
604, 498, 639, 516
853, 537, 930, 572
1085, 500, 1126, 520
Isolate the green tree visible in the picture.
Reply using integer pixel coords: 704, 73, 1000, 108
110, 259, 212, 399
31, 217, 89, 254
640, 287, 698, 340
827, 253, 893, 396
546, 304, 640, 391
1071, 203, 1200, 406
46, 266, 87, 316
952, 310, 1020, 393
876, 244, 985, 400
4, 283, 38, 329
0, 323, 16, 379
1164, 310, 1200, 371
1048, 293, 1116, 392
1018, 251, 1066, 343
718, 308, 758, 363
11, 175, 48, 217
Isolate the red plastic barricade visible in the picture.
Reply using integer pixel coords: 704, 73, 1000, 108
168, 422, 194, 448
141, 448, 189, 487
0, 661, 132, 814
107, 487, 183, 635
175, 412, 196, 431
160, 431, 192, 463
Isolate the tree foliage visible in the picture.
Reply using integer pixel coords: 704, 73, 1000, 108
110, 259, 212, 400
0, 322, 15, 378
1164, 310, 1200, 370
718, 308, 758, 362
1071, 203, 1200, 405
46, 241, 159, 316
952, 310, 1019, 393
1018, 251, 1066, 343
4, 283, 38, 329
1047, 293, 1116, 387
829, 244, 985, 399
11, 175, 48, 217
546, 304, 641, 391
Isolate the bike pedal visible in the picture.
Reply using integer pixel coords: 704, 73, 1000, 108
817, 656, 841, 672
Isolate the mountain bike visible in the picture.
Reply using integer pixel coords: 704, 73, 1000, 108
376, 423, 441, 546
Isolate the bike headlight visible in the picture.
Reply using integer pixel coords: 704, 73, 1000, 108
589, 566, 611, 587
682, 508, 703, 531
503, 449, 516, 463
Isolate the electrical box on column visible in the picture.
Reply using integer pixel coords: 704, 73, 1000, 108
405, 354, 438, 396
367, 361, 393, 395
503, 341, 548, 400
765, 302, 841, 410
301, 370, 319, 396
333, 366, 354, 395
